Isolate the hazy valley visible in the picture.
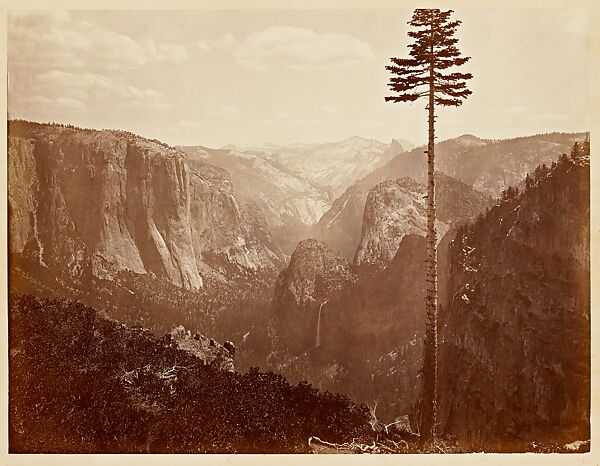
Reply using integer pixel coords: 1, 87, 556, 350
7, 118, 590, 452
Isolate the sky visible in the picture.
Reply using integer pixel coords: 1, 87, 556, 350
7, 8, 590, 148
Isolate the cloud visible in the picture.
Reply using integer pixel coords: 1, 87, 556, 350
234, 26, 374, 71
321, 105, 339, 115
15, 95, 86, 115
196, 40, 211, 52
55, 97, 87, 110
11, 70, 170, 114
560, 10, 589, 39
8, 11, 190, 70
194, 34, 236, 54
20, 95, 53, 106
206, 105, 241, 119
219, 34, 236, 48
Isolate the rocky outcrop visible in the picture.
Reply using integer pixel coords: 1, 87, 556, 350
273, 239, 356, 354
354, 175, 491, 271
8, 121, 283, 290
438, 150, 590, 449
354, 179, 445, 271
315, 179, 373, 261
269, 234, 428, 422
167, 325, 234, 372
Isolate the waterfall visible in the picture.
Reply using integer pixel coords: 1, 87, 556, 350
315, 300, 328, 348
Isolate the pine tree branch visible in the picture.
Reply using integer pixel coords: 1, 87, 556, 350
385, 94, 422, 103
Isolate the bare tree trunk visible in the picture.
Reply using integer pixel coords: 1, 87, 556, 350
420, 26, 438, 445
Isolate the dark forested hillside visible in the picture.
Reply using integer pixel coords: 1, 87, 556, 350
9, 294, 371, 453
438, 143, 590, 450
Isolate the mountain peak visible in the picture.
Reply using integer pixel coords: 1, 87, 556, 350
453, 134, 486, 146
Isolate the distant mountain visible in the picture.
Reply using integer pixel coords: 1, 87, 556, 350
8, 120, 283, 291
178, 146, 330, 227
367, 132, 586, 197
181, 137, 411, 254
316, 132, 586, 261
223, 136, 412, 201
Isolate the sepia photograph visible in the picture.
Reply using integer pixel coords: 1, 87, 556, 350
3, 0, 594, 459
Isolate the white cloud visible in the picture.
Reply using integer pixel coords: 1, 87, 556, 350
321, 105, 339, 115
234, 26, 374, 71
8, 11, 190, 70
560, 10, 589, 39
20, 95, 53, 106
206, 105, 241, 119
196, 40, 211, 52
13, 70, 170, 112
15, 95, 86, 114
220, 34, 236, 47
55, 97, 87, 110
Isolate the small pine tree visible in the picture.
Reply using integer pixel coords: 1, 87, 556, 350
582, 135, 590, 156
558, 152, 570, 165
570, 141, 581, 160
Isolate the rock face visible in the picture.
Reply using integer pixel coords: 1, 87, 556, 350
270, 234, 428, 422
273, 239, 356, 354
438, 151, 590, 449
316, 132, 585, 261
8, 121, 283, 290
354, 175, 491, 271
315, 179, 373, 261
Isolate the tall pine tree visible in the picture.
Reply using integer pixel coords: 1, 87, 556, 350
385, 9, 473, 444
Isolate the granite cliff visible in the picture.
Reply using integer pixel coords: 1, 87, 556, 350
8, 120, 283, 290
354, 174, 490, 272
438, 146, 590, 449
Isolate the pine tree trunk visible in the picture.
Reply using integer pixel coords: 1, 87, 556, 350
420, 29, 438, 446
